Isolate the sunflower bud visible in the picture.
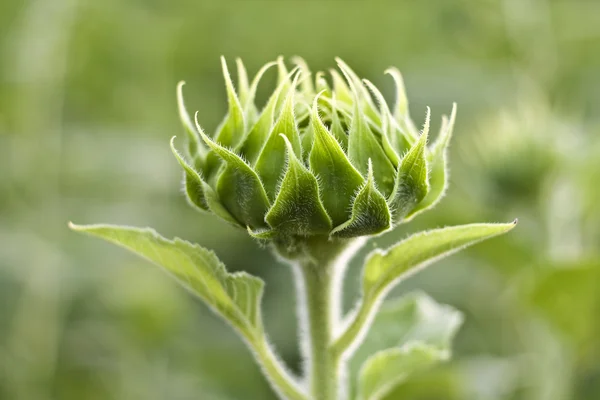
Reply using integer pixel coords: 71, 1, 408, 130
172, 57, 456, 246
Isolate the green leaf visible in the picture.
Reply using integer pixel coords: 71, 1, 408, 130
255, 73, 303, 199
355, 292, 463, 400
68, 224, 265, 339
389, 109, 430, 222
346, 77, 396, 198
362, 221, 518, 303
265, 134, 332, 236
170, 137, 208, 211
407, 104, 457, 219
358, 344, 441, 400
214, 56, 246, 149
195, 114, 270, 229
331, 159, 391, 238
308, 93, 365, 226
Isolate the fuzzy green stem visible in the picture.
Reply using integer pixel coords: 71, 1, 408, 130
273, 236, 366, 400
297, 259, 339, 400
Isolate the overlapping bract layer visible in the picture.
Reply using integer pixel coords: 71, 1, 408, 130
173, 57, 457, 241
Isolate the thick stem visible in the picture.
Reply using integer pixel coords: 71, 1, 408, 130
274, 236, 365, 400
297, 259, 338, 400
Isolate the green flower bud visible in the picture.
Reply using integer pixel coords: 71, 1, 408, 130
173, 57, 457, 246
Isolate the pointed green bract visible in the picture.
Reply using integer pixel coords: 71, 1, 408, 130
247, 61, 277, 106
274, 56, 292, 113
363, 79, 401, 167
243, 60, 277, 124
255, 74, 303, 199
309, 94, 365, 226
175, 58, 467, 242
265, 135, 332, 236
346, 79, 396, 197
292, 56, 315, 96
330, 68, 353, 105
237, 66, 299, 166
354, 292, 463, 400
315, 71, 330, 96
386, 67, 409, 121
236, 58, 251, 109
202, 181, 242, 227
408, 104, 457, 219
329, 96, 349, 151
331, 160, 391, 238
69, 224, 265, 339
196, 114, 270, 229
385, 66, 418, 140
336, 58, 380, 124
389, 109, 430, 222
362, 221, 518, 301
176, 81, 206, 163
170, 137, 208, 211
214, 57, 246, 149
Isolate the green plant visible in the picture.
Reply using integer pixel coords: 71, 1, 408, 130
70, 57, 515, 400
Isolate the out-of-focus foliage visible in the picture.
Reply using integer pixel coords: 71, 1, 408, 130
1, 0, 599, 399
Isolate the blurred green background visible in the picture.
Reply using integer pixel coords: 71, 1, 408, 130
1, 0, 599, 399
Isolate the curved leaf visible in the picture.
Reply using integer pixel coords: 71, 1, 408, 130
69, 224, 264, 339
358, 344, 442, 400
355, 292, 463, 400
362, 222, 518, 302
